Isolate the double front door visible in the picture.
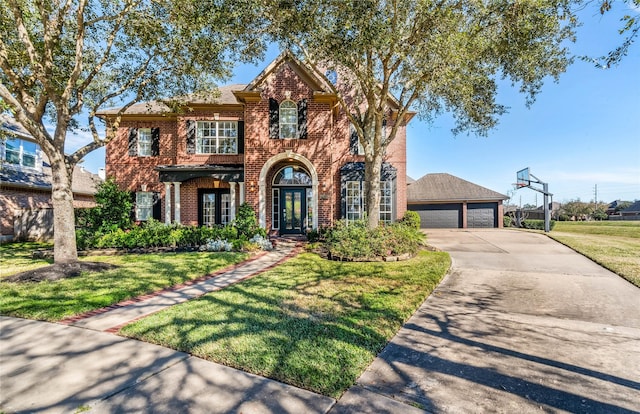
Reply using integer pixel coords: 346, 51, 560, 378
280, 188, 306, 234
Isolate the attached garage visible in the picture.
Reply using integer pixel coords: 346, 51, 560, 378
467, 203, 497, 228
408, 203, 462, 228
407, 173, 507, 229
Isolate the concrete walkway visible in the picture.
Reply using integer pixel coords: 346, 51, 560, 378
61, 242, 299, 332
345, 229, 640, 413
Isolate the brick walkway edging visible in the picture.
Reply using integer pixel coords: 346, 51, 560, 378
59, 244, 303, 329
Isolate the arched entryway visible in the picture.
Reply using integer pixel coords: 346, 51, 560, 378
258, 152, 318, 233
272, 165, 312, 234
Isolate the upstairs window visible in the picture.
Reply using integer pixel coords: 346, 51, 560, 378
279, 101, 297, 139
196, 121, 238, 154
269, 98, 307, 139
2, 138, 37, 168
128, 127, 159, 157
137, 128, 152, 156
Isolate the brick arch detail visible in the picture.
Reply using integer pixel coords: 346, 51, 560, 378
258, 151, 318, 230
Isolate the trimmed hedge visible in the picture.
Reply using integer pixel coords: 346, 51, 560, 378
522, 219, 556, 231
324, 219, 425, 260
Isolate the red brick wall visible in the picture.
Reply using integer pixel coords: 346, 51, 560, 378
104, 60, 409, 229
0, 187, 96, 238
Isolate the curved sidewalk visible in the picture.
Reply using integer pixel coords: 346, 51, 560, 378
61, 241, 300, 332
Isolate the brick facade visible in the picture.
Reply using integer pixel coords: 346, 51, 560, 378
103, 53, 409, 234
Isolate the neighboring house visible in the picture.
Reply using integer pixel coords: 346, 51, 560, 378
0, 114, 101, 242
619, 200, 640, 219
407, 173, 508, 228
98, 51, 412, 235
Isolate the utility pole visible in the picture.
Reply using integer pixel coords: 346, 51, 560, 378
594, 184, 598, 210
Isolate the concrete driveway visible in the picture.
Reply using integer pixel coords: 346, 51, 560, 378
347, 229, 640, 413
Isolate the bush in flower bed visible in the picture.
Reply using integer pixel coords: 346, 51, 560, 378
75, 214, 272, 252
324, 217, 425, 261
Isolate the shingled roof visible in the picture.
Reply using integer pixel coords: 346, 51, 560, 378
407, 173, 507, 203
96, 84, 247, 116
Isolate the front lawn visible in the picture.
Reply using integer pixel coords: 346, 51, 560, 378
120, 251, 451, 398
549, 221, 640, 287
0, 243, 249, 321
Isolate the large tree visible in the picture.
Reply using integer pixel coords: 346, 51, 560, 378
268, 0, 578, 228
0, 0, 264, 263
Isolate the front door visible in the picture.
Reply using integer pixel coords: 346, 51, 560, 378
280, 188, 306, 234
198, 189, 231, 227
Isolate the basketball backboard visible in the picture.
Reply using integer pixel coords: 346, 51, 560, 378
516, 168, 530, 188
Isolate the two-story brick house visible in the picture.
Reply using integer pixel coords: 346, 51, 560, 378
99, 52, 411, 235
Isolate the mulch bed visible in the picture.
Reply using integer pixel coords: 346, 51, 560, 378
5, 262, 119, 283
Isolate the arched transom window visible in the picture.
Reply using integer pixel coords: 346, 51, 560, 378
279, 100, 297, 139
273, 165, 312, 186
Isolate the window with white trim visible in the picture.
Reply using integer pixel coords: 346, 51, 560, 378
345, 181, 393, 223
137, 128, 152, 156
221, 193, 231, 225
279, 100, 297, 139
2, 138, 37, 168
380, 181, 393, 223
196, 121, 238, 154
346, 181, 363, 222
136, 192, 154, 221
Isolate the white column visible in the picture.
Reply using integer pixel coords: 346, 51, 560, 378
164, 182, 172, 224
173, 181, 181, 224
239, 182, 245, 205
229, 182, 237, 222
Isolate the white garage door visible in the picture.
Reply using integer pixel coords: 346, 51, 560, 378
408, 204, 462, 228
468, 203, 497, 228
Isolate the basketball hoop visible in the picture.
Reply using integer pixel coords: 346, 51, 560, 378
516, 168, 530, 188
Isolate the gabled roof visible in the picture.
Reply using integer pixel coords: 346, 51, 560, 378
407, 173, 508, 203
243, 50, 330, 93
621, 200, 640, 213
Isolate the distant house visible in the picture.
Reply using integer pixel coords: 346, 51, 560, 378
620, 200, 640, 218
407, 173, 508, 228
0, 114, 101, 242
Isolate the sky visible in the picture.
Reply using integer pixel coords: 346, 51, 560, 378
72, 3, 639, 208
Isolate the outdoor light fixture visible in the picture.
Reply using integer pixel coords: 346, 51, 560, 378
214, 113, 220, 120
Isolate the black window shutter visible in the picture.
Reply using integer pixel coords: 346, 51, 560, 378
297, 98, 308, 139
269, 98, 279, 139
237, 121, 245, 154
128, 128, 138, 156
152, 192, 162, 221
186, 120, 196, 154
349, 124, 359, 155
151, 127, 160, 156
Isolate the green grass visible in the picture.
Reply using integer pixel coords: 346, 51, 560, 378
0, 242, 54, 276
549, 221, 640, 287
120, 251, 451, 398
0, 243, 249, 321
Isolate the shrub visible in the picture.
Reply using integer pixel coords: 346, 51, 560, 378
324, 219, 424, 260
249, 234, 273, 251
522, 219, 556, 231
201, 239, 233, 252
503, 216, 513, 228
234, 203, 263, 238
400, 210, 421, 229
77, 178, 133, 233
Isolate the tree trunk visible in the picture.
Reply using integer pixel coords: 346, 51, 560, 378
50, 156, 78, 263
365, 151, 383, 229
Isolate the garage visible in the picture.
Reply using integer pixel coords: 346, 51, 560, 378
467, 203, 497, 228
408, 203, 462, 228
407, 173, 507, 229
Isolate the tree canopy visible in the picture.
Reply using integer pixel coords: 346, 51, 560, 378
267, 0, 579, 227
0, 0, 265, 262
